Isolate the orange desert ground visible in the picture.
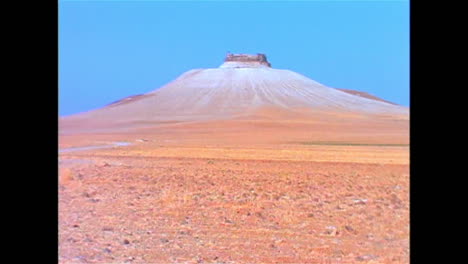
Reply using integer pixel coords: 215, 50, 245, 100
59, 54, 409, 264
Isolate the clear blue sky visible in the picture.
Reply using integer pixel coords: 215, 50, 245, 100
59, 0, 409, 116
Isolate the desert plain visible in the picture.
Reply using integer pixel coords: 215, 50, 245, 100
59, 111, 409, 264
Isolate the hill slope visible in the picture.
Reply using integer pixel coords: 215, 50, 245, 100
60, 54, 408, 133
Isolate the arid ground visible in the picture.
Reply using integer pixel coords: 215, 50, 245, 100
59, 114, 409, 264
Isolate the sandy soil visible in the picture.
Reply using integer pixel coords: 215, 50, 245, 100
59, 115, 409, 264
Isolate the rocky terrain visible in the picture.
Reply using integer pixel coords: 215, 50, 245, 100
59, 137, 408, 263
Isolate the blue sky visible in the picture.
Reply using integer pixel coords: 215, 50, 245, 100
59, 0, 409, 116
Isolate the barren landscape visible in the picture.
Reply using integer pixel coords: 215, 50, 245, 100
59, 54, 409, 263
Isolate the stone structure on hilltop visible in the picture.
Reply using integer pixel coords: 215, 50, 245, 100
221, 53, 272, 68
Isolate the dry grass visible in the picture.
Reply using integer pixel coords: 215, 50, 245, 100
59, 143, 409, 263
